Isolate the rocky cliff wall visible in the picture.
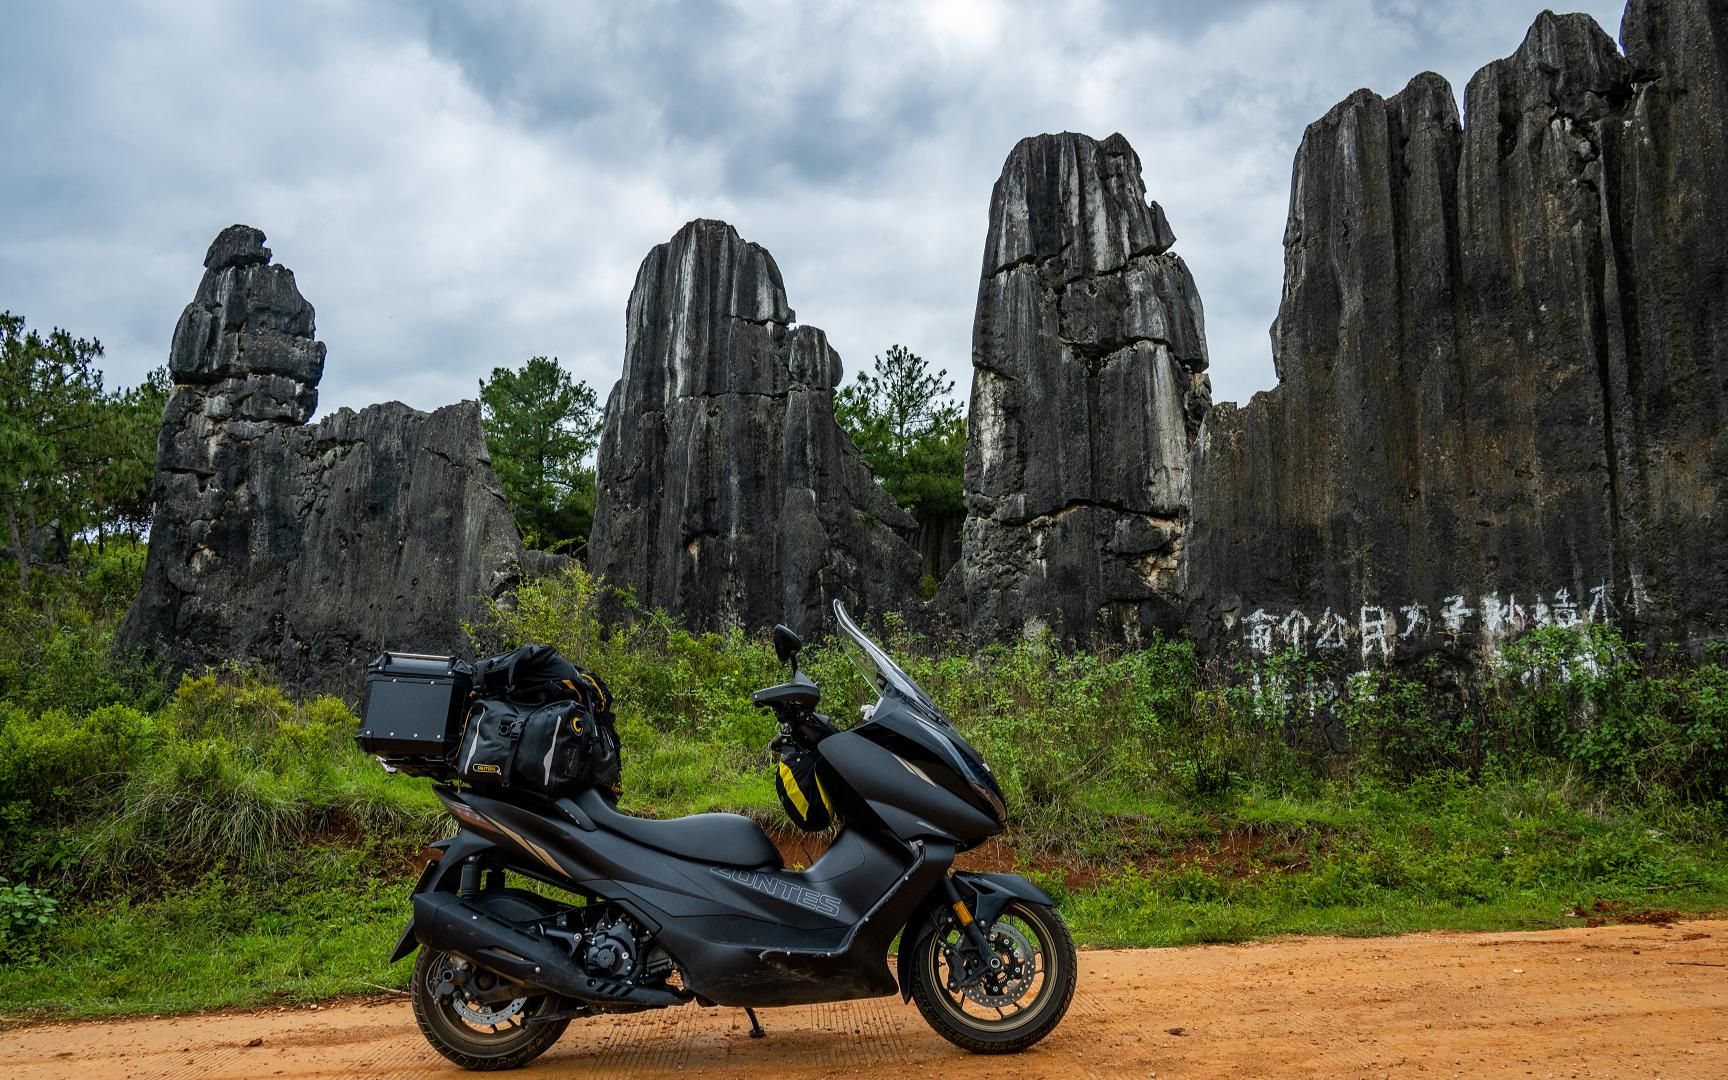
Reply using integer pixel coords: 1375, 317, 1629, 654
1183, 0, 1728, 680
117, 0, 1726, 675
956, 132, 1211, 646
587, 219, 920, 635
116, 226, 529, 692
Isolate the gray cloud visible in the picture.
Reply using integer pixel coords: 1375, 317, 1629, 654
1, 0, 1629, 418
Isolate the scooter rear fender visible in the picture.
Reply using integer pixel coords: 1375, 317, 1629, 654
387, 830, 500, 964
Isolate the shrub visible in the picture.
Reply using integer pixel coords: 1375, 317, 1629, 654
1337, 668, 1455, 777
0, 539, 164, 716
74, 717, 440, 882
470, 565, 788, 760
164, 671, 297, 746
0, 877, 58, 963
0, 702, 155, 817
1487, 624, 1624, 759
1486, 626, 1728, 801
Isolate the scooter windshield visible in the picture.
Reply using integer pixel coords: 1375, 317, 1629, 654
833, 601, 949, 727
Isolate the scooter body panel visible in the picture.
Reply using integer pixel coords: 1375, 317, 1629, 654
424, 786, 958, 1006
817, 730, 999, 847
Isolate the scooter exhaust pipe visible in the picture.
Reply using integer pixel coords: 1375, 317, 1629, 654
412, 892, 685, 1009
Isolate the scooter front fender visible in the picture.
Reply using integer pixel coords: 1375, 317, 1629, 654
895, 871, 1057, 1000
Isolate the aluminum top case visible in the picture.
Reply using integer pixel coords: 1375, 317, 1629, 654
358, 652, 474, 772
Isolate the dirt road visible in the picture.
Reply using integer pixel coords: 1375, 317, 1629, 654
4, 919, 1725, 1078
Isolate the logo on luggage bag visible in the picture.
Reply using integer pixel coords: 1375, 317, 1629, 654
472, 763, 501, 775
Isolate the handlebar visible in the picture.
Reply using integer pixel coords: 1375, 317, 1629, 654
769, 711, 838, 755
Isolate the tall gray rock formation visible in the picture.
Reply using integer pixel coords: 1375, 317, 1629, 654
117, 225, 529, 692
588, 219, 919, 635
1183, 0, 1728, 677
957, 132, 1211, 645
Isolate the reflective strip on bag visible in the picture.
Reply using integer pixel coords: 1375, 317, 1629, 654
541, 707, 560, 783
778, 760, 811, 819
460, 713, 482, 774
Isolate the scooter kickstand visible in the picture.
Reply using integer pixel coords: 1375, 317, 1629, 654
744, 1007, 766, 1039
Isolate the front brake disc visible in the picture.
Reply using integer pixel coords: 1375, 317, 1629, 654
960, 923, 1037, 1008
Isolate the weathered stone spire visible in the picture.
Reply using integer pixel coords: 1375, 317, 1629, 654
957, 132, 1211, 645
589, 219, 919, 634
118, 225, 529, 691
1184, 0, 1728, 672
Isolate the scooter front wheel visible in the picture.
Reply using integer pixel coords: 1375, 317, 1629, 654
908, 899, 1077, 1054
410, 947, 570, 1071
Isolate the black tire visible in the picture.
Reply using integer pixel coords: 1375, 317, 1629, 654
908, 899, 1077, 1054
411, 946, 569, 1070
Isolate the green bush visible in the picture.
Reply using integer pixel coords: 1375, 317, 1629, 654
1487, 626, 1728, 801
0, 539, 164, 716
0, 702, 156, 818
72, 689, 438, 882
0, 877, 58, 963
1337, 667, 1456, 777
0, 661, 437, 885
163, 671, 298, 744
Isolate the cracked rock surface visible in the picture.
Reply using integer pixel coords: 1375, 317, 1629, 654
1183, 0, 1728, 665
588, 219, 919, 635
116, 226, 528, 693
956, 132, 1211, 646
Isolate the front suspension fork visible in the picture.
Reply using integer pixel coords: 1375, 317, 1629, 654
942, 877, 1004, 990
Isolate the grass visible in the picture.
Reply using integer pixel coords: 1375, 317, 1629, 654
5, 854, 419, 1018
0, 554, 1725, 1020
7, 771, 1721, 1019
1048, 773, 1728, 947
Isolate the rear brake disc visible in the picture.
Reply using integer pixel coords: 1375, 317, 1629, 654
451, 994, 526, 1027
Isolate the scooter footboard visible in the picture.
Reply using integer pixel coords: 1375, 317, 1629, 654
895, 871, 1057, 1001
656, 836, 956, 1007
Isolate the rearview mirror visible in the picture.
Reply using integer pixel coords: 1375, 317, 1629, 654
772, 624, 803, 669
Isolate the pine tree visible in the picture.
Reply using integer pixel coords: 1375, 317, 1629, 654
478, 356, 602, 551
834, 344, 966, 521
1, 313, 119, 586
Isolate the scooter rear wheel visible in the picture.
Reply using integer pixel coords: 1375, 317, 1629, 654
410, 946, 570, 1070
908, 899, 1077, 1054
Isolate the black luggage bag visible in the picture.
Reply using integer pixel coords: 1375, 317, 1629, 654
456, 697, 620, 795
773, 735, 836, 832
455, 644, 621, 797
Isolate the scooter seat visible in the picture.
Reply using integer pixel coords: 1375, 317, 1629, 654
573, 788, 782, 869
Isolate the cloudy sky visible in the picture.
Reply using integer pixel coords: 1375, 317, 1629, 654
2, 0, 1628, 419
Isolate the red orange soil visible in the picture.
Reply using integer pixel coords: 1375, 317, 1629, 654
3, 919, 1725, 1078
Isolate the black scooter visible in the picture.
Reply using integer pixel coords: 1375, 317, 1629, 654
387, 601, 1076, 1070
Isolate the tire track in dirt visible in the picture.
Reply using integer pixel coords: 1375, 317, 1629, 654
4, 919, 1725, 1079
